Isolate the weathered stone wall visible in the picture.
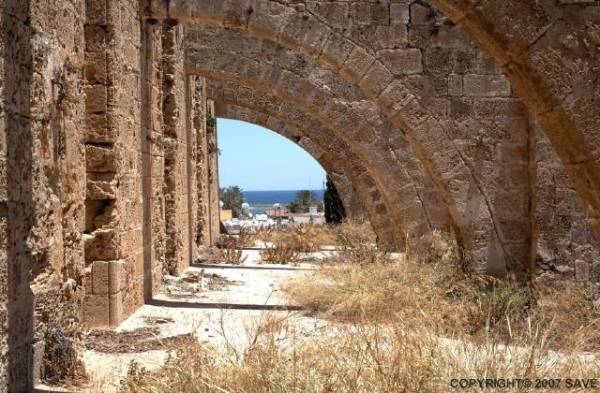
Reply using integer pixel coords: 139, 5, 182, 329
533, 121, 600, 281
141, 19, 167, 300
206, 100, 221, 245
190, 76, 212, 248
1, 0, 599, 390
163, 0, 586, 277
162, 21, 192, 275
186, 26, 451, 251
82, 0, 146, 328
1, 1, 36, 390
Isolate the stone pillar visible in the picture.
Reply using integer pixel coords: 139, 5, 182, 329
206, 100, 221, 245
1, 2, 35, 390
190, 77, 212, 247
83, 0, 145, 327
532, 120, 600, 281
185, 76, 199, 258
162, 20, 192, 275
140, 19, 167, 300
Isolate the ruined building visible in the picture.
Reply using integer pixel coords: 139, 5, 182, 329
1, 0, 599, 391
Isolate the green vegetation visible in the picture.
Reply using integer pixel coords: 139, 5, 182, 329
220, 186, 245, 218
323, 175, 346, 224
287, 190, 322, 213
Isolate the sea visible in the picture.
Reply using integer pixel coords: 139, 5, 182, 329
243, 189, 324, 214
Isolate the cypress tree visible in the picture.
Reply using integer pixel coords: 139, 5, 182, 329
324, 176, 346, 224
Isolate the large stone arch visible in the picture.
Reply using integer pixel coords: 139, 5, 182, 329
429, 0, 600, 236
149, 1, 536, 275
187, 29, 454, 251
216, 104, 366, 219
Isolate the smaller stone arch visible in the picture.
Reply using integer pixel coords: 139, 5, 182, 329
215, 104, 365, 220
207, 81, 408, 247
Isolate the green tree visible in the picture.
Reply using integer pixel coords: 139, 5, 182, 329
220, 186, 245, 218
287, 190, 322, 213
324, 176, 346, 224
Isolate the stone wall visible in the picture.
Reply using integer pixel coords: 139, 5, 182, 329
157, 0, 597, 277
1, 1, 36, 390
190, 76, 212, 248
206, 100, 221, 245
533, 121, 600, 281
0, 1, 217, 389
162, 21, 192, 275
1, 0, 599, 391
82, 0, 146, 328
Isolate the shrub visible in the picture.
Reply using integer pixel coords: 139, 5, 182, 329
259, 242, 299, 265
216, 235, 247, 265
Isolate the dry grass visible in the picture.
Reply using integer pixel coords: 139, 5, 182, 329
215, 235, 247, 265
259, 242, 300, 265
285, 254, 600, 351
252, 224, 337, 252
120, 308, 600, 393
120, 226, 600, 392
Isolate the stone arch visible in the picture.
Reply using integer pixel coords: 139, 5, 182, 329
149, 1, 536, 275
206, 79, 418, 246
216, 104, 366, 219
187, 29, 454, 251
428, 0, 600, 238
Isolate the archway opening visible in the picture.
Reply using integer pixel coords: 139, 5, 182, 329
217, 118, 327, 220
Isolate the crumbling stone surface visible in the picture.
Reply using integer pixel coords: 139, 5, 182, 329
1, 1, 599, 391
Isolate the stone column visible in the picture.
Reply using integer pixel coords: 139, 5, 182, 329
162, 20, 192, 275
1, 2, 35, 390
206, 100, 221, 245
190, 77, 212, 247
83, 0, 146, 327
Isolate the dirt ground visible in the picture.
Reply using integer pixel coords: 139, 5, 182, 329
39, 250, 325, 393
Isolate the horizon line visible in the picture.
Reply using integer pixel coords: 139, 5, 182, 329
222, 188, 325, 192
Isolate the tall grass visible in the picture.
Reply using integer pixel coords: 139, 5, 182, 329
121, 222, 600, 393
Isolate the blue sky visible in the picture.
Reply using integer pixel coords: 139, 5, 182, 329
217, 119, 326, 191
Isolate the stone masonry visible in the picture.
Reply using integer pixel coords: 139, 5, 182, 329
1, 1, 599, 391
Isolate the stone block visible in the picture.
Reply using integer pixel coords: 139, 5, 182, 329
409, 2, 433, 25
85, 85, 107, 113
575, 259, 590, 281
320, 34, 356, 68
307, 2, 348, 28
86, 144, 117, 173
378, 48, 423, 75
83, 293, 110, 328
448, 74, 462, 96
391, 3, 410, 25
92, 260, 110, 295
359, 61, 394, 97
85, 0, 108, 25
463, 74, 511, 97
379, 79, 414, 113
85, 113, 117, 143
84, 229, 119, 262
473, 98, 525, 118
31, 340, 45, 385
86, 176, 118, 200
109, 292, 124, 326
342, 46, 375, 81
